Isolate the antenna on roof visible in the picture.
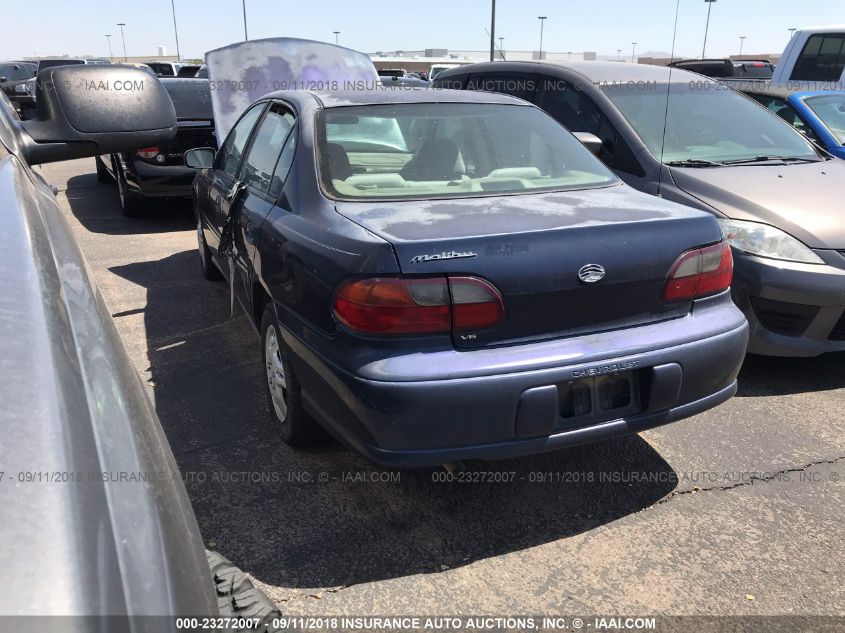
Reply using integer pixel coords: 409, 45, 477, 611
483, 27, 507, 61
657, 0, 681, 197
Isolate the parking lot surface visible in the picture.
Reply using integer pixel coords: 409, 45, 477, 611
46, 158, 844, 616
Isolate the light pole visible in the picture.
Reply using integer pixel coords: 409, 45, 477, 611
738, 35, 746, 57
487, 0, 496, 62
170, 0, 181, 60
105, 34, 113, 61
631, 42, 637, 63
499, 37, 505, 60
617, 48, 622, 62
702, 0, 717, 58
333, 31, 340, 45
789, 28, 797, 39
242, 0, 248, 41
117, 23, 127, 62
538, 16, 547, 60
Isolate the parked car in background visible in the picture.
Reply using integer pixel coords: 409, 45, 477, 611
37, 57, 87, 71
435, 61, 845, 356
0, 61, 36, 114
741, 84, 845, 159
184, 88, 747, 466
144, 61, 183, 77
380, 75, 429, 87
772, 26, 845, 86
97, 78, 215, 216
177, 64, 202, 77
668, 58, 775, 80
376, 68, 407, 79
430, 63, 461, 80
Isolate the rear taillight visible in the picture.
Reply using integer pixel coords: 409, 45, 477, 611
333, 276, 504, 335
136, 147, 160, 160
663, 241, 733, 302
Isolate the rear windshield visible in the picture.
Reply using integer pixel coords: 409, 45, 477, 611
602, 82, 818, 163
804, 94, 845, 144
318, 102, 616, 200
146, 62, 175, 76
163, 81, 212, 119
37, 59, 85, 71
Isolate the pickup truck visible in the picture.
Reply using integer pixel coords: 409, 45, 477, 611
772, 26, 845, 86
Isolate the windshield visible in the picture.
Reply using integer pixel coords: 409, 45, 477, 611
319, 103, 617, 200
602, 83, 819, 163
804, 94, 845, 145
162, 81, 212, 119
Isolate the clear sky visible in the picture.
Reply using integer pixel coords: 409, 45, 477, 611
5, 0, 843, 61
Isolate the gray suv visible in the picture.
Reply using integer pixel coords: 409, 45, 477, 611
435, 61, 845, 356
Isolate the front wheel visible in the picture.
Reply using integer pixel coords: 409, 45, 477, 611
260, 304, 324, 446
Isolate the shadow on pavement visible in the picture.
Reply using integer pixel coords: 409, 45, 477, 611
737, 353, 845, 397
110, 249, 679, 590
65, 172, 194, 235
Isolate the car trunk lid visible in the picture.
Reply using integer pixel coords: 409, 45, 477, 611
334, 187, 723, 348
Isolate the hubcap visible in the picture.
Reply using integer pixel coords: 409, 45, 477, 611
265, 325, 288, 421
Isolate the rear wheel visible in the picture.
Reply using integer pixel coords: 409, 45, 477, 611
260, 304, 323, 446
116, 164, 145, 217
197, 215, 223, 281
95, 156, 112, 183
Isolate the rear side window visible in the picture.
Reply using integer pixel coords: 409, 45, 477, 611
241, 105, 296, 195
216, 103, 265, 177
466, 73, 535, 101
791, 34, 845, 81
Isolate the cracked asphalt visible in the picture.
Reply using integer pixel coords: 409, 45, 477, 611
45, 159, 844, 618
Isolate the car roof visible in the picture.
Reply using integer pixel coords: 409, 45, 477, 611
445, 60, 708, 85
267, 88, 528, 108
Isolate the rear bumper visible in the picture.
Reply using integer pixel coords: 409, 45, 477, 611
285, 293, 749, 467
732, 251, 845, 357
124, 159, 197, 198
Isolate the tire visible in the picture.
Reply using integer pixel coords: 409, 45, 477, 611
260, 303, 324, 446
116, 164, 145, 217
197, 214, 224, 281
207, 550, 282, 631
95, 156, 112, 183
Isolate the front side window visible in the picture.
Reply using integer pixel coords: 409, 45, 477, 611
804, 94, 845, 144
216, 103, 265, 177
747, 94, 812, 137
319, 103, 617, 200
241, 106, 296, 194
791, 34, 845, 81
602, 83, 819, 164
535, 77, 643, 175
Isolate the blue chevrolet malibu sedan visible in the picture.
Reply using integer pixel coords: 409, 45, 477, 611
742, 85, 845, 160
185, 89, 748, 467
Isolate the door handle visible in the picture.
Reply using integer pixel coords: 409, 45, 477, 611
226, 180, 246, 203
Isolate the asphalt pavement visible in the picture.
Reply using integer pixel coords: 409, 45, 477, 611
44, 158, 844, 619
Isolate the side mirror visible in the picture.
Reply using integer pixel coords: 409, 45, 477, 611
184, 147, 215, 169
573, 132, 602, 156
20, 65, 176, 165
